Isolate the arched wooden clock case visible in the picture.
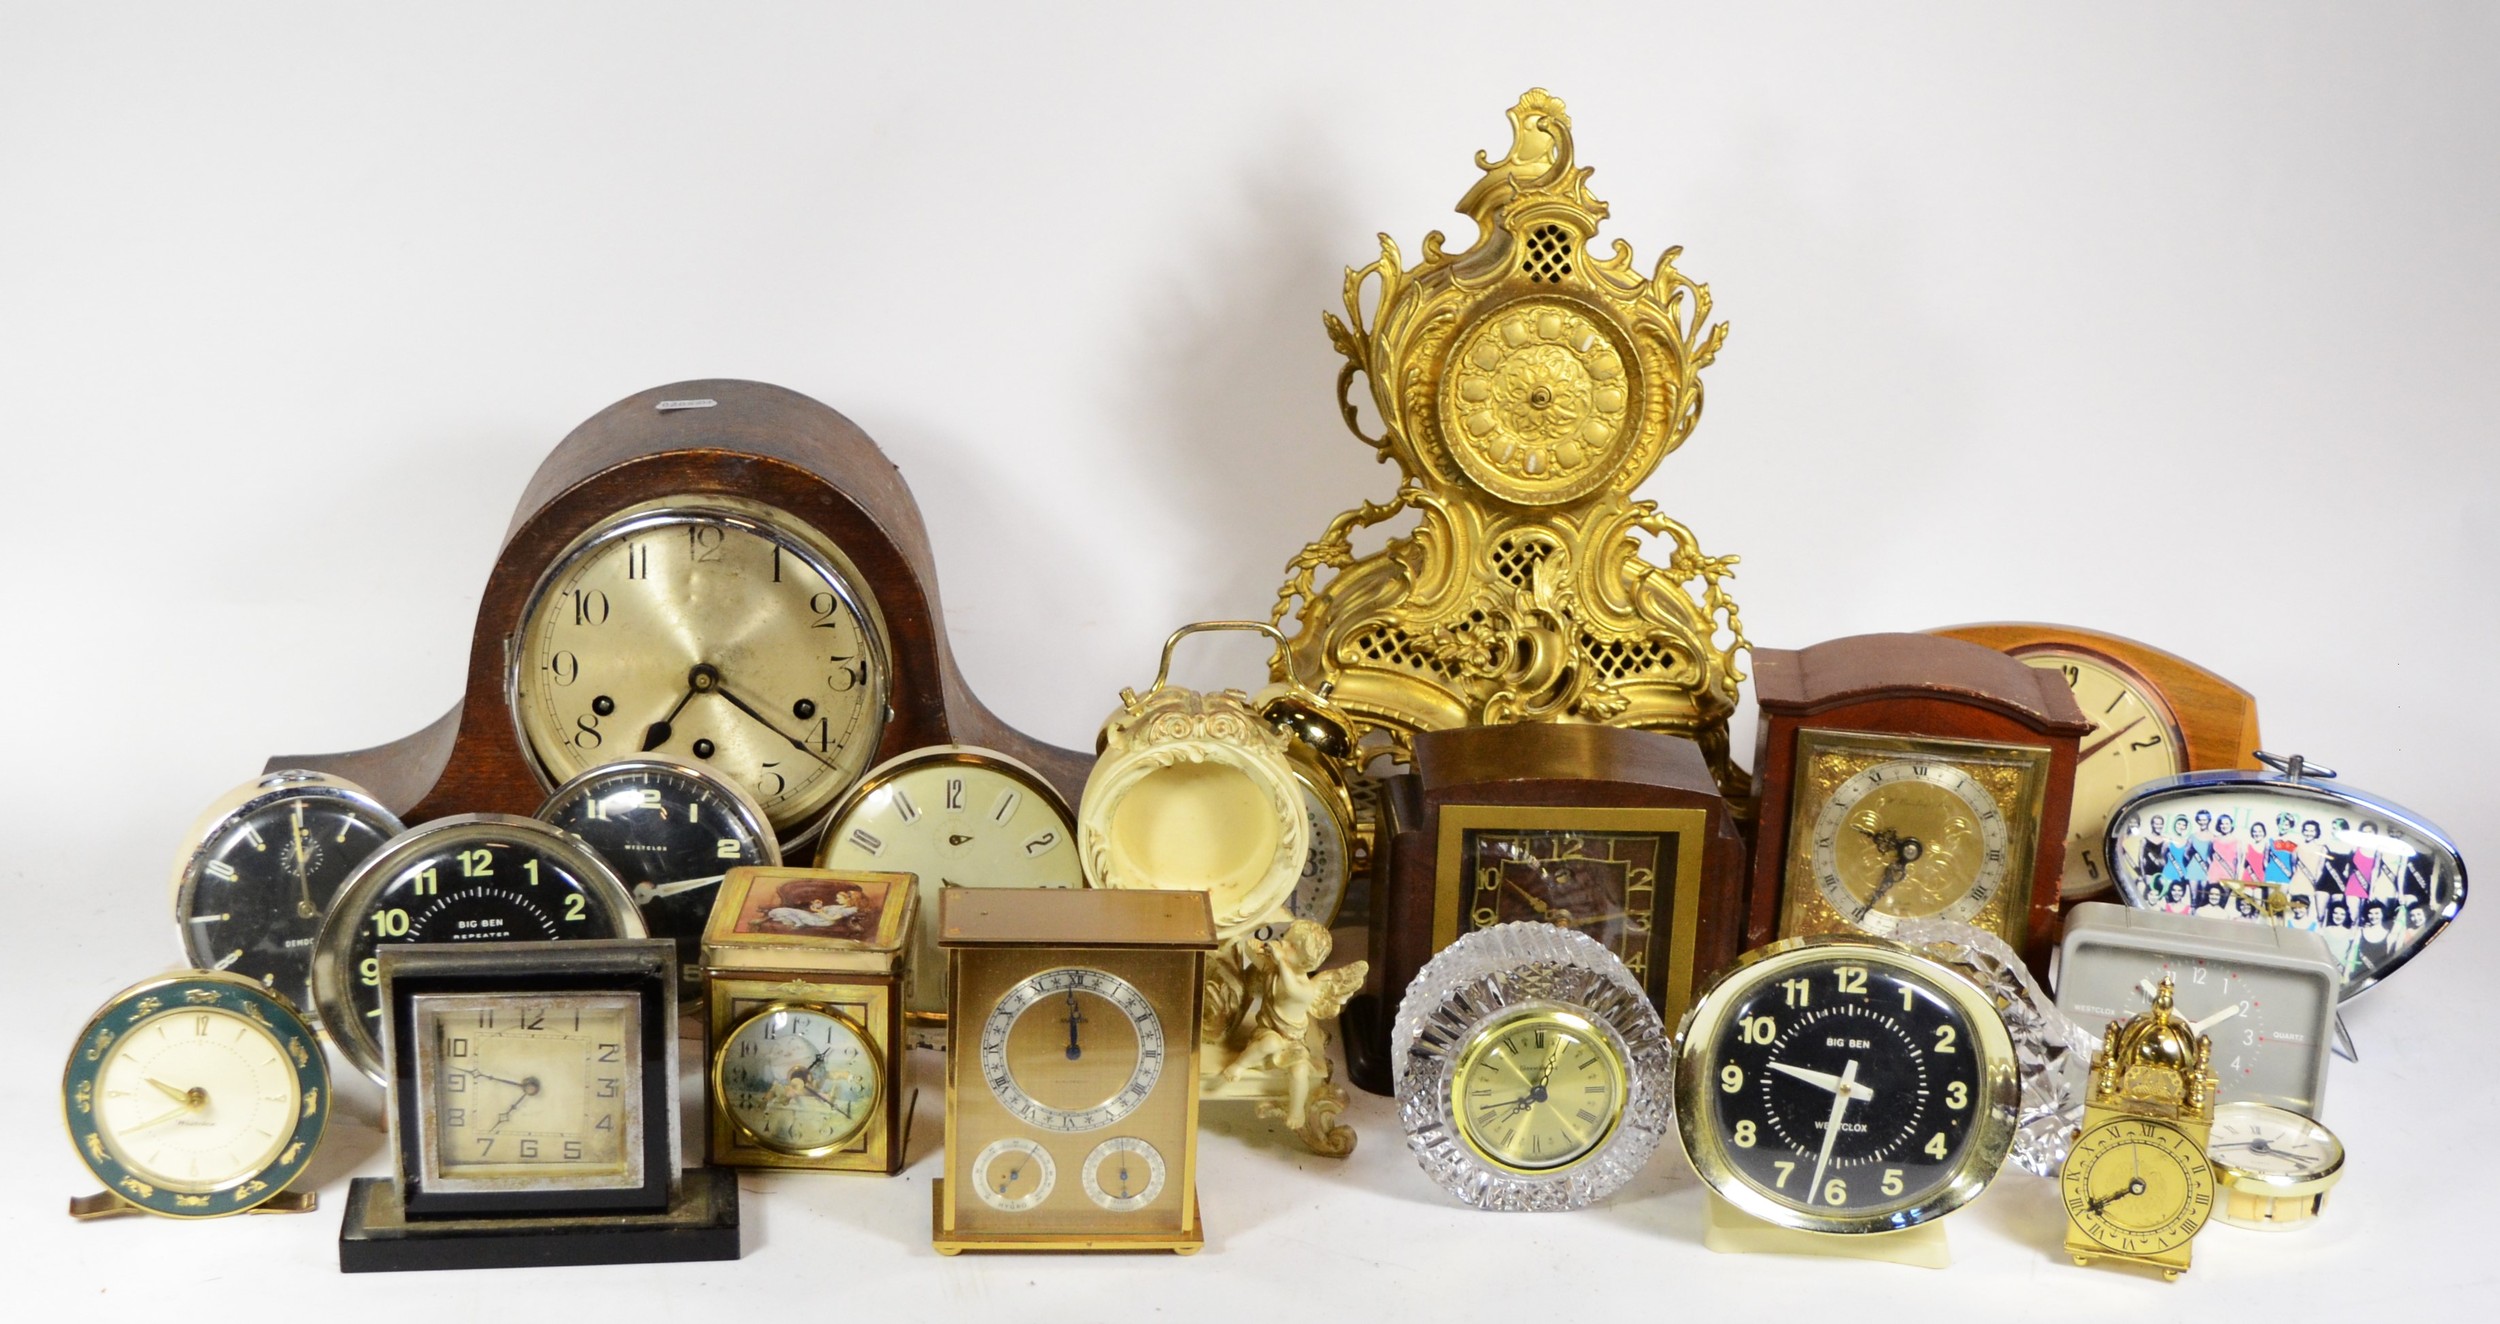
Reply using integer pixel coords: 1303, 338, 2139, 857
268, 379, 1090, 835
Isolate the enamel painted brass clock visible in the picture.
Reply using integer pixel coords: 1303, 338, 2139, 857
816, 744, 1080, 1027
1393, 922, 1672, 1210
1933, 623, 2262, 901
313, 814, 646, 1083
170, 769, 405, 1031
1675, 937, 2020, 1235
267, 380, 1090, 850
936, 888, 1214, 1253
62, 971, 328, 1219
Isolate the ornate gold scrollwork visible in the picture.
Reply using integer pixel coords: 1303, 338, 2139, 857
1272, 89, 1750, 795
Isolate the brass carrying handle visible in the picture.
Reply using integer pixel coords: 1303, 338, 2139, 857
1147, 620, 1288, 694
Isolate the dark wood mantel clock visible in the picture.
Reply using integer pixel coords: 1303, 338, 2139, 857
1747, 633, 2091, 981
270, 380, 1089, 851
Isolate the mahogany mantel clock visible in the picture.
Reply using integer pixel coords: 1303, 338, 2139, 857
1747, 633, 2090, 980
267, 380, 1088, 849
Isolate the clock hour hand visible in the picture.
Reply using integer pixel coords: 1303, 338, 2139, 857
640, 665, 716, 752
1768, 1059, 1875, 1101
1062, 990, 1085, 1061
2190, 1001, 2249, 1036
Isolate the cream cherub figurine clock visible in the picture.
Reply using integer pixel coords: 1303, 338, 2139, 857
1203, 920, 1368, 1155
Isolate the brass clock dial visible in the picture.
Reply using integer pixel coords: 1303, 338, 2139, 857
976, 968, 1165, 1134
2018, 648, 2187, 900
512, 496, 891, 843
2061, 1116, 2215, 1258
1450, 1007, 1629, 1173
1808, 760, 2011, 930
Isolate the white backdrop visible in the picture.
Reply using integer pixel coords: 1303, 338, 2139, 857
4, 3, 2493, 1318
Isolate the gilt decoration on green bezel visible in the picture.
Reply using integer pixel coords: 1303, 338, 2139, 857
1270, 90, 1749, 795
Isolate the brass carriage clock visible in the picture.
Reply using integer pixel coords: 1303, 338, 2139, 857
935, 888, 1215, 1254
2062, 977, 2219, 1279
1267, 89, 1751, 796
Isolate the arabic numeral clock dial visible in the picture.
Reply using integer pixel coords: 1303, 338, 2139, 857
62, 971, 329, 1219
818, 746, 1080, 1025
2020, 649, 2187, 899
537, 753, 780, 995
1393, 922, 1672, 1211
713, 1003, 882, 1156
2207, 1102, 2342, 1230
1674, 937, 2020, 1234
979, 968, 1164, 1133
512, 496, 893, 847
171, 771, 405, 1026
314, 814, 644, 1083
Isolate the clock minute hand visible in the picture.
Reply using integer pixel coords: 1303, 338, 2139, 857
639, 666, 714, 752
708, 679, 840, 770
1768, 1059, 1875, 1102
2075, 715, 2150, 764
633, 873, 728, 902
1805, 1058, 1863, 1200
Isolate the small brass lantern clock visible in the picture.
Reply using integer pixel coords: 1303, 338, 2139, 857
2061, 977, 2219, 1279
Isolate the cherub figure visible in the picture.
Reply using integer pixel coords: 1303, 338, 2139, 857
1211, 920, 1366, 1153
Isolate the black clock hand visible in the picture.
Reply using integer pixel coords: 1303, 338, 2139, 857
639, 664, 718, 751
708, 678, 840, 770
1856, 837, 1925, 920
1063, 990, 1085, 1061
489, 1076, 541, 1132
2086, 1177, 2147, 1215
996, 1163, 1023, 1194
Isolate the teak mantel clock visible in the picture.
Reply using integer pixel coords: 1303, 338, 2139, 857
1267, 89, 1753, 798
269, 379, 1089, 848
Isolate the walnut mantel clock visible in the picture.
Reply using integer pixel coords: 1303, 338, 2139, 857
1748, 633, 2090, 981
267, 379, 1089, 852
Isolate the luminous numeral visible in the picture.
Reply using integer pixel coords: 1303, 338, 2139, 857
1881, 1169, 1904, 1197
1823, 1178, 1848, 1207
1782, 978, 1812, 1008
1772, 1160, 1795, 1189
412, 867, 438, 896
1719, 1064, 1743, 1093
1946, 1080, 1968, 1110
716, 838, 741, 859
564, 893, 586, 922
1733, 1119, 1756, 1148
1925, 1131, 1950, 1159
1933, 1025, 1957, 1054
1739, 1015, 1776, 1044
372, 908, 410, 937
1835, 966, 1867, 995
458, 849, 492, 878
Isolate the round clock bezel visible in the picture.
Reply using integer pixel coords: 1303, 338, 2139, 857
2207, 1101, 2343, 1226
971, 1136, 1057, 1212
978, 967, 1166, 1133
1393, 921, 1673, 1210
710, 999, 884, 1158
1447, 1005, 1632, 1175
61, 970, 330, 1219
507, 494, 895, 850
168, 769, 406, 1028
312, 812, 646, 1084
1080, 1136, 1169, 1212
1673, 934, 2021, 1236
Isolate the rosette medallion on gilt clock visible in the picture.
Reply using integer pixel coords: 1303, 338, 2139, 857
1269, 89, 1750, 795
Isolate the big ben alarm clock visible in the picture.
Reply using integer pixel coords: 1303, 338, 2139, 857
1748, 634, 2090, 980
266, 380, 1090, 853
935, 888, 1215, 1254
1931, 623, 2262, 901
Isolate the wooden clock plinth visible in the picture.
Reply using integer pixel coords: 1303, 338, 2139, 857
268, 380, 1089, 836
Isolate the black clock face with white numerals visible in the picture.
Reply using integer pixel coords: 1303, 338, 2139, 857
1689, 948, 2009, 1224
315, 815, 643, 1082
537, 758, 777, 980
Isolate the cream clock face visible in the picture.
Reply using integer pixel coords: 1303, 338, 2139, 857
513, 498, 891, 839
972, 1137, 1055, 1211
417, 993, 639, 1184
976, 968, 1165, 1133
94, 1005, 298, 1193
716, 1004, 879, 1154
1808, 760, 2011, 929
2021, 649, 2186, 900
1081, 1137, 1168, 1211
818, 749, 1079, 1018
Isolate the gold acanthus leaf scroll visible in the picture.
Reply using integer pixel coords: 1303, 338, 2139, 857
1273, 89, 1749, 796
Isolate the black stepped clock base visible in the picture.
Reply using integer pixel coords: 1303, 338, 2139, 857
338, 1168, 741, 1273
1341, 992, 1392, 1097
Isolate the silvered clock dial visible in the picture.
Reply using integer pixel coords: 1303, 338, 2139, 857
512, 495, 892, 845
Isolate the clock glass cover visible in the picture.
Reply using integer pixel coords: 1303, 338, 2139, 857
713, 1002, 882, 1155
977, 968, 1165, 1134
1675, 936, 2020, 1233
314, 814, 645, 1083
511, 496, 891, 842
171, 771, 405, 1028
